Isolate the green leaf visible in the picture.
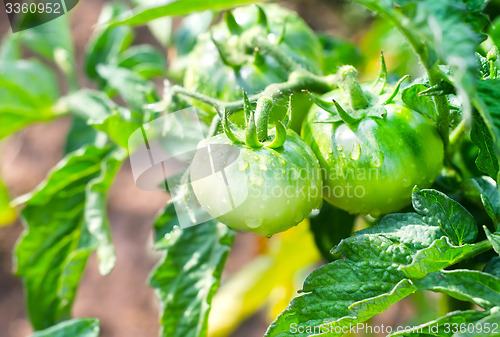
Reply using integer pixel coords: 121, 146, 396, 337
401, 83, 438, 120
30, 318, 100, 337
412, 188, 477, 245
472, 80, 500, 179
308, 202, 355, 261
109, 0, 264, 27
15, 146, 124, 329
84, 3, 134, 81
64, 117, 106, 155
149, 203, 235, 337
413, 270, 500, 309
484, 227, 500, 256
483, 257, 500, 277
265, 236, 414, 337
96, 64, 159, 112
117, 45, 166, 78
400, 237, 493, 279
454, 308, 500, 337
0, 178, 16, 226
60, 90, 140, 148
17, 16, 75, 71
0, 60, 60, 139
388, 310, 489, 337
462, 177, 500, 230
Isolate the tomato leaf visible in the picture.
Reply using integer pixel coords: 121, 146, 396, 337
60, 90, 141, 148
30, 318, 100, 337
454, 308, 500, 337
0, 60, 60, 139
96, 64, 159, 112
471, 80, 500, 180
400, 237, 492, 279
462, 177, 500, 231
0, 178, 16, 226
387, 310, 489, 337
412, 188, 478, 245
484, 227, 500, 256
15, 146, 124, 329
401, 83, 438, 120
483, 257, 500, 277
148, 203, 235, 337
117, 45, 166, 78
84, 3, 134, 81
413, 270, 500, 309
109, 0, 264, 27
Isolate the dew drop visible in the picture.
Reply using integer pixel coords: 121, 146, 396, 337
340, 152, 346, 158
370, 153, 384, 168
336, 145, 343, 151
238, 160, 249, 171
279, 157, 286, 166
260, 164, 268, 171
350, 143, 361, 160
245, 218, 262, 228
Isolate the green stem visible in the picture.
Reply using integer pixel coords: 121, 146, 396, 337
449, 119, 467, 147
255, 97, 273, 141
337, 66, 368, 110
249, 35, 303, 73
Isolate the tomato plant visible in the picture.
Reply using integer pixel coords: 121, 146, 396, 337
1, 0, 500, 337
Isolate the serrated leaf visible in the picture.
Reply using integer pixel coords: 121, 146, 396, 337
149, 203, 235, 337
309, 202, 355, 261
265, 236, 413, 337
109, 0, 263, 27
413, 270, 500, 309
388, 310, 489, 337
0, 60, 59, 139
30, 318, 100, 337
412, 188, 478, 245
401, 83, 437, 120
358, 213, 444, 250
15, 146, 124, 329
462, 177, 500, 230
400, 237, 492, 279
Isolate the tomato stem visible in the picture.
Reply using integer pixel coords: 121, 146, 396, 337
337, 66, 369, 110
255, 97, 273, 141
249, 35, 303, 73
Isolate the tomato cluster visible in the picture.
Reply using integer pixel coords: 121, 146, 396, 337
186, 5, 444, 235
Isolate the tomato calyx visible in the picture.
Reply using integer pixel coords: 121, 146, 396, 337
308, 53, 411, 126
222, 90, 289, 149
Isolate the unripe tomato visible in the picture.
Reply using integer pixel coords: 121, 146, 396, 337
190, 130, 323, 236
183, 4, 323, 130
302, 66, 444, 216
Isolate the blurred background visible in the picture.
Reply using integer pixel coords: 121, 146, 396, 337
1, 0, 500, 336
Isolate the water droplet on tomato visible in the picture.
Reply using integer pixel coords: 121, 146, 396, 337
245, 218, 262, 228
260, 164, 268, 171
370, 153, 384, 168
238, 160, 249, 171
350, 143, 361, 160
336, 145, 343, 151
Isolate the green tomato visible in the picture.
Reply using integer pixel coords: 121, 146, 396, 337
302, 66, 444, 216
183, 4, 323, 130
190, 130, 323, 236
